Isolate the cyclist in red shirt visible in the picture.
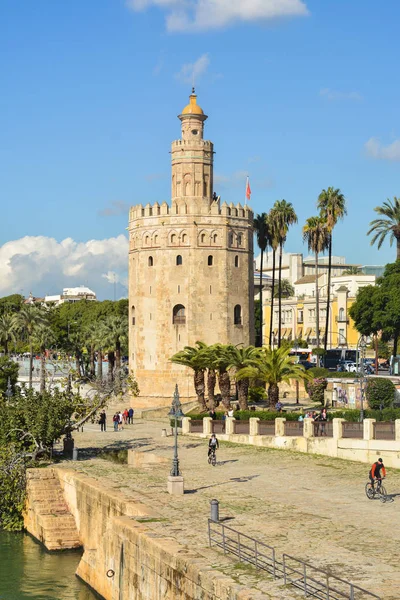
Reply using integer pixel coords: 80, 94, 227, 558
369, 458, 386, 489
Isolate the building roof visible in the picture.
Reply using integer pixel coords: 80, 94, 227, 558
181, 90, 204, 116
294, 274, 323, 285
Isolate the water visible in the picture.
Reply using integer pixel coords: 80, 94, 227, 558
0, 532, 99, 600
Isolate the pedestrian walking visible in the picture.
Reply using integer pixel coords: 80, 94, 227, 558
118, 411, 123, 431
99, 410, 106, 432
113, 413, 119, 432
123, 408, 129, 425
128, 407, 134, 424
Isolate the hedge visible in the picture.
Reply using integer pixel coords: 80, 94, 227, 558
365, 378, 395, 410
188, 410, 301, 421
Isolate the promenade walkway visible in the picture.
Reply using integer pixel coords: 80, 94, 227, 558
63, 418, 400, 599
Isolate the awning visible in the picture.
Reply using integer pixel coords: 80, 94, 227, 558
305, 327, 312, 337
281, 328, 287, 337
297, 326, 303, 336
273, 328, 279, 335
286, 330, 293, 340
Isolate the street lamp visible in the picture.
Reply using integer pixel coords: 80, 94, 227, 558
168, 384, 184, 477
5, 377, 12, 400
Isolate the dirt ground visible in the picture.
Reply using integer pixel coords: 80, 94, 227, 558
61, 419, 400, 599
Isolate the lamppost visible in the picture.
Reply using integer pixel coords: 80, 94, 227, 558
168, 384, 184, 477
357, 335, 368, 422
5, 377, 12, 400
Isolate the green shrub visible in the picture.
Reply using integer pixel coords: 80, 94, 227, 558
309, 367, 330, 378
329, 371, 361, 379
306, 378, 328, 405
188, 410, 300, 421
248, 386, 267, 403
366, 378, 395, 409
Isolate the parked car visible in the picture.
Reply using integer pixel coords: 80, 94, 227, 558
345, 362, 358, 373
336, 360, 354, 372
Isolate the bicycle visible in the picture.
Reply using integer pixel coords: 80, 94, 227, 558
208, 448, 217, 466
365, 478, 387, 503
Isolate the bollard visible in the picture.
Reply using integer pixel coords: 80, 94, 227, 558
72, 448, 79, 461
210, 499, 219, 522
161, 428, 167, 437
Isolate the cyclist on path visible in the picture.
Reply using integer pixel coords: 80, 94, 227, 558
208, 433, 219, 458
369, 458, 386, 489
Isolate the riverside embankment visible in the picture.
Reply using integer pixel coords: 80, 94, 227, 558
24, 419, 400, 599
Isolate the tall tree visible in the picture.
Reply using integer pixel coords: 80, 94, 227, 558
317, 187, 347, 352
170, 342, 208, 411
236, 346, 308, 406
367, 196, 400, 261
32, 324, 56, 393
253, 213, 270, 346
208, 344, 233, 409
0, 314, 16, 355
102, 315, 128, 380
270, 200, 298, 348
224, 344, 261, 410
12, 306, 47, 388
302, 216, 330, 350
267, 212, 279, 348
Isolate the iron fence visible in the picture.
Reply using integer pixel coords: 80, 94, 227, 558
284, 421, 304, 436
259, 421, 276, 436
208, 520, 380, 600
313, 421, 333, 438
342, 422, 364, 439
373, 422, 395, 441
189, 420, 204, 433
212, 421, 225, 434
234, 420, 250, 435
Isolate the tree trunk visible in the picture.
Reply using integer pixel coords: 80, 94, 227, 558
323, 237, 332, 352
75, 353, 81, 376
393, 334, 398, 357
207, 369, 216, 409
315, 251, 320, 365
29, 341, 33, 389
90, 346, 95, 379
4, 340, 8, 356
97, 349, 103, 380
116, 340, 121, 370
237, 378, 249, 410
374, 334, 379, 375
194, 370, 206, 411
108, 351, 115, 381
278, 242, 283, 348
269, 249, 276, 348
397, 236, 400, 261
218, 370, 231, 408
40, 347, 46, 393
258, 249, 264, 346
268, 382, 279, 406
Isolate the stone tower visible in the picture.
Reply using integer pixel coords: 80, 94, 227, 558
128, 91, 254, 408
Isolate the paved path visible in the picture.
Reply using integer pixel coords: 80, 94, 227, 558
63, 419, 400, 599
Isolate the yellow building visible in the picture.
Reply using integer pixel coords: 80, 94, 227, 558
263, 273, 376, 349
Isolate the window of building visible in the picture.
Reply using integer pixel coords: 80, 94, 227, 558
208, 255, 213, 266
234, 255, 239, 267
339, 307, 345, 321
148, 256, 153, 267
234, 304, 242, 325
131, 305, 135, 326
171, 233, 176, 244
237, 233, 242, 247
173, 304, 186, 325
229, 232, 234, 245
213, 233, 218, 244
176, 255, 182, 266
200, 233, 206, 244
182, 233, 187, 244
154, 235, 158, 245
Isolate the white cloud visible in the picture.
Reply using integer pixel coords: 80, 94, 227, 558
176, 54, 210, 84
126, 0, 309, 32
0, 235, 128, 300
365, 137, 400, 162
320, 88, 362, 101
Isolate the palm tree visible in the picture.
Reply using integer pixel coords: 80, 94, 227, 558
368, 196, 400, 261
95, 322, 107, 381
224, 344, 261, 410
302, 216, 330, 349
32, 324, 55, 392
273, 279, 294, 299
84, 323, 98, 379
0, 314, 16, 355
270, 200, 298, 348
170, 342, 208, 411
12, 305, 47, 388
103, 315, 128, 380
342, 266, 362, 275
208, 343, 233, 409
267, 212, 279, 348
236, 346, 308, 406
317, 187, 346, 352
253, 213, 270, 346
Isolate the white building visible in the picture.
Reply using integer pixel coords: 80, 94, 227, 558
44, 286, 97, 306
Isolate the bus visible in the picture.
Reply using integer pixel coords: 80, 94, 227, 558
289, 348, 315, 364
322, 348, 357, 370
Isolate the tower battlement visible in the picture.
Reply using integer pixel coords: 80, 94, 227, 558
129, 200, 253, 222
171, 139, 213, 149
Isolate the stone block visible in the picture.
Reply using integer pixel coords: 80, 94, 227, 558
249, 417, 260, 436
167, 475, 184, 495
275, 418, 286, 436
332, 418, 345, 439
363, 418, 376, 441
181, 417, 191, 434
203, 417, 212, 435
225, 417, 235, 435
303, 418, 314, 439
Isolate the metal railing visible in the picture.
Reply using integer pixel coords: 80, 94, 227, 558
313, 421, 333, 438
208, 520, 380, 600
284, 421, 304, 436
259, 421, 276, 436
234, 420, 250, 434
373, 422, 395, 441
189, 420, 203, 433
342, 422, 364, 439
212, 421, 225, 434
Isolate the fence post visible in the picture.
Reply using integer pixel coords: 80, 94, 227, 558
225, 417, 236, 435
181, 417, 191, 434
303, 417, 314, 438
203, 417, 212, 435
395, 419, 400, 442
363, 418, 376, 441
254, 540, 258, 569
332, 418, 345, 440
275, 417, 286, 437
303, 562, 307, 595
249, 417, 260, 436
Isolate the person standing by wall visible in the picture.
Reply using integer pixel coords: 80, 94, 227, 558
99, 410, 106, 432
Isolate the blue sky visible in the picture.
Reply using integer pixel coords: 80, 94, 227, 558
1, 0, 399, 299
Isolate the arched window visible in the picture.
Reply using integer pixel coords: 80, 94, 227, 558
154, 235, 159, 245
234, 304, 242, 325
237, 233, 243, 247
208, 255, 213, 266
173, 304, 186, 325
171, 233, 177, 245
182, 233, 187, 244
234, 256, 239, 268
176, 255, 183, 266
229, 232, 234, 245
131, 305, 136, 326
148, 256, 153, 267
145, 235, 150, 246
339, 307, 345, 321
212, 233, 218, 244
200, 233, 206, 244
